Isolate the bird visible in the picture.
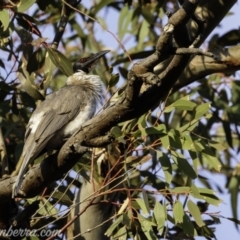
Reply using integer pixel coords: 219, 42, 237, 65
12, 50, 110, 197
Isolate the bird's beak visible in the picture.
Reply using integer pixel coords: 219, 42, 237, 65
85, 50, 110, 65
73, 50, 110, 73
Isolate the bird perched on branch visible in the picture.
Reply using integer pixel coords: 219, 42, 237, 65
12, 50, 110, 197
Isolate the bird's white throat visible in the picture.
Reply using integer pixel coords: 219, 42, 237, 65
67, 70, 103, 100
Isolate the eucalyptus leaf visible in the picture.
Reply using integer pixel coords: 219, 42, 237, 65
105, 215, 123, 237
153, 201, 166, 231
46, 47, 73, 76
173, 201, 184, 224
17, 0, 36, 12
0, 9, 10, 31
187, 200, 205, 227
18, 72, 45, 100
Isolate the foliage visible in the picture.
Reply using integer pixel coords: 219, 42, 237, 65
0, 0, 240, 239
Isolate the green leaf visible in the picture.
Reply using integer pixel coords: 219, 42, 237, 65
0, 9, 10, 31
158, 152, 172, 185
193, 139, 205, 152
228, 175, 240, 225
136, 195, 150, 215
108, 73, 120, 87
173, 201, 184, 224
165, 95, 196, 112
222, 120, 233, 148
118, 5, 132, 40
178, 120, 198, 132
17, 0, 36, 12
38, 198, 58, 215
217, 29, 240, 46
138, 214, 158, 240
42, 53, 55, 90
142, 190, 150, 213
190, 185, 222, 206
138, 19, 149, 49
190, 184, 202, 198
171, 99, 196, 111
111, 126, 122, 138
139, 125, 166, 138
16, 13, 41, 36
199, 193, 222, 206
168, 187, 191, 194
193, 102, 211, 120
172, 152, 197, 179
26, 48, 46, 74
126, 155, 151, 167
92, 0, 113, 14
105, 214, 123, 237
181, 213, 195, 237
202, 152, 221, 172
31, 37, 48, 47
112, 226, 127, 240
225, 217, 240, 225
51, 190, 72, 206
187, 200, 205, 227
163, 105, 175, 113
153, 201, 166, 232
138, 114, 150, 137
138, 113, 147, 129
18, 72, 45, 100
168, 129, 182, 149
141, 7, 155, 24
138, 124, 167, 143
46, 47, 73, 76
134, 233, 141, 240
210, 215, 221, 224
208, 140, 226, 151
160, 134, 169, 149
200, 225, 216, 238
145, 127, 165, 136
181, 134, 194, 150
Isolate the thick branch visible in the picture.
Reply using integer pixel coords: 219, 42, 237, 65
154, 0, 238, 90
174, 45, 240, 90
0, 146, 88, 201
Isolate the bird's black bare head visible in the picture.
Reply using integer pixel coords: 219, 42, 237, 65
73, 50, 110, 73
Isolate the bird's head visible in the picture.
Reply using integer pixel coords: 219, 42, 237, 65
73, 50, 110, 73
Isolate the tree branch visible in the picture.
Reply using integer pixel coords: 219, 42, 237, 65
171, 45, 240, 91
51, 0, 81, 49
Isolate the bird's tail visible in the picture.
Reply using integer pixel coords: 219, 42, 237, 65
11, 148, 34, 198
11, 154, 24, 198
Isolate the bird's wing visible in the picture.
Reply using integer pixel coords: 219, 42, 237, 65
13, 86, 89, 196
26, 85, 88, 157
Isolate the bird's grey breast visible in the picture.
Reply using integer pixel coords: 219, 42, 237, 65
47, 85, 99, 148
60, 89, 98, 136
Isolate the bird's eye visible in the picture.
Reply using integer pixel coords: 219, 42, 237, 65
79, 56, 91, 63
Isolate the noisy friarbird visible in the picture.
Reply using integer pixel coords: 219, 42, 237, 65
12, 50, 110, 197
